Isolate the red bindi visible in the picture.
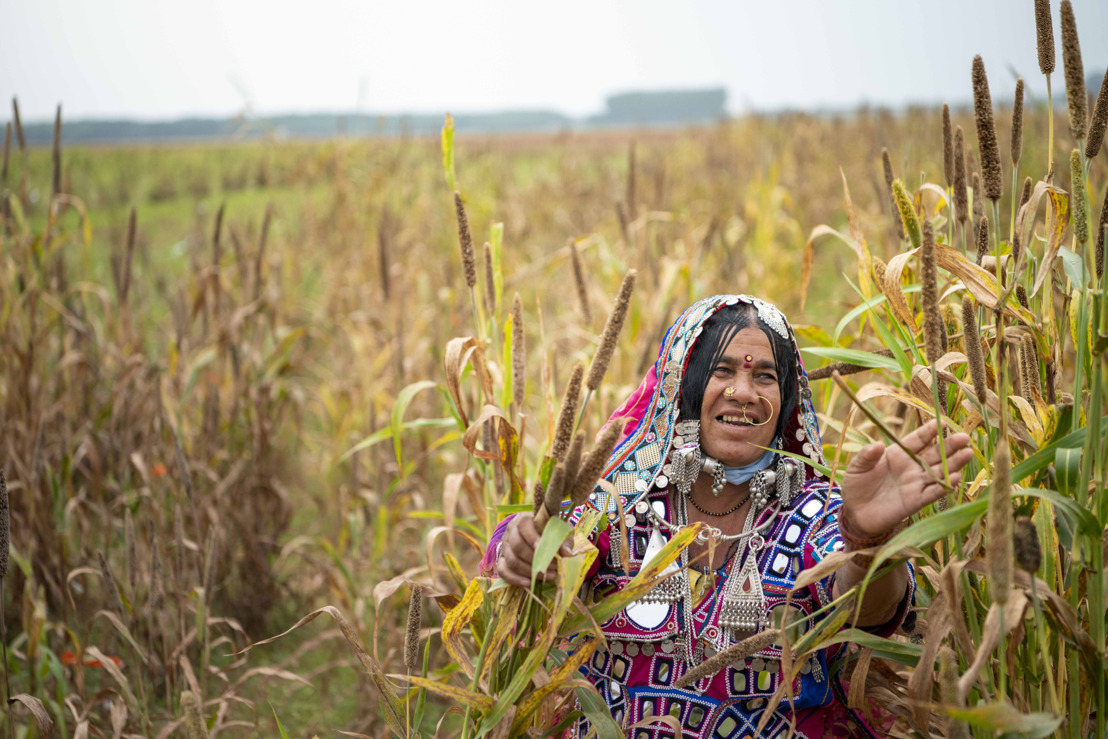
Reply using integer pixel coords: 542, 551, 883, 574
743, 354, 754, 369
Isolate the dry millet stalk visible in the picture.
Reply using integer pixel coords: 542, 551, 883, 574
1070, 149, 1088, 246
972, 172, 985, 230
587, 270, 638, 392
512, 293, 525, 412
942, 105, 954, 187
615, 201, 631, 245
11, 99, 25, 151
482, 243, 496, 317
570, 420, 625, 508
569, 239, 592, 322
962, 296, 988, 404
972, 56, 1003, 202
921, 221, 944, 366
1086, 66, 1108, 159
1095, 184, 1107, 278
1035, 0, 1055, 75
551, 362, 585, 461
404, 583, 423, 673
181, 691, 210, 739
98, 552, 125, 615
175, 504, 186, 583
0, 469, 9, 582
1060, 1, 1087, 141
120, 207, 137, 304
125, 508, 136, 594
987, 444, 1014, 607
892, 179, 921, 249
1013, 517, 1042, 573
1011, 78, 1025, 166
150, 530, 165, 612
626, 141, 637, 218
954, 126, 969, 226
1013, 179, 1032, 263
883, 149, 905, 240
1, 123, 10, 184
976, 214, 990, 266
454, 191, 477, 289
807, 349, 896, 381
674, 629, 781, 688
939, 646, 971, 739
51, 104, 62, 198
202, 527, 219, 595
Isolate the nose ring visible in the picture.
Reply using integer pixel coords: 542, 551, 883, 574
724, 386, 736, 398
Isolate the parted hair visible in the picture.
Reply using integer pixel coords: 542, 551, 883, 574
678, 303, 799, 442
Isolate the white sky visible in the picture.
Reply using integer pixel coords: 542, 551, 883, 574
3, 0, 1107, 123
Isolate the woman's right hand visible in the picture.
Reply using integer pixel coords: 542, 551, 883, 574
496, 513, 572, 588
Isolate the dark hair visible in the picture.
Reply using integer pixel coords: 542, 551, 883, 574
678, 304, 798, 440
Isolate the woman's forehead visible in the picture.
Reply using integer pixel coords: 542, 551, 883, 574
718, 327, 774, 357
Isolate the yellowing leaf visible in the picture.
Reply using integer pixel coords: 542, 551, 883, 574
407, 676, 493, 713
442, 578, 485, 678
510, 639, 602, 733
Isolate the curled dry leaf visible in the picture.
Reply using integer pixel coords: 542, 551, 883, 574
9, 694, 56, 738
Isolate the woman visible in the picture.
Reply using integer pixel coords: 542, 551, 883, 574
483, 295, 973, 737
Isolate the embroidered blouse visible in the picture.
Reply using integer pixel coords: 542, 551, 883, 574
480, 482, 914, 739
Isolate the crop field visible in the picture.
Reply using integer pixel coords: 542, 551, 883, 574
2, 5, 1108, 737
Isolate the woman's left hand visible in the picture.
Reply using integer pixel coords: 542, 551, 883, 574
838, 419, 975, 540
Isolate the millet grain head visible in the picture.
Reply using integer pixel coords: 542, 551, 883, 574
986, 444, 1014, 607
454, 191, 477, 289
551, 362, 585, 462
962, 296, 988, 404
972, 56, 1003, 201
1070, 149, 1088, 246
1060, 1, 1087, 141
1011, 78, 1025, 166
1086, 66, 1108, 159
586, 270, 638, 392
954, 126, 969, 225
1035, 0, 1055, 75
942, 105, 954, 187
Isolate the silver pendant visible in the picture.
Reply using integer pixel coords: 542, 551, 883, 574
719, 534, 768, 637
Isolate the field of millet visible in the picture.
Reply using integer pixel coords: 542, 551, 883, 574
2, 4, 1108, 735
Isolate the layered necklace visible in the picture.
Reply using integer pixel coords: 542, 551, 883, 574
687, 489, 750, 517
643, 472, 779, 663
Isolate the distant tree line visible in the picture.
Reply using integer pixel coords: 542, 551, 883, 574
20, 88, 730, 144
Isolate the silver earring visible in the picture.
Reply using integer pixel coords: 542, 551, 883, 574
703, 457, 726, 497
671, 420, 702, 498
749, 466, 775, 509
775, 457, 804, 507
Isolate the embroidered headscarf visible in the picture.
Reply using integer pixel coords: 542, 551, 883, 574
587, 295, 826, 523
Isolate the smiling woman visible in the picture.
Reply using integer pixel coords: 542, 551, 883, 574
483, 294, 973, 738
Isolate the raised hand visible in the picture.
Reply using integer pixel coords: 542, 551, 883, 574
838, 419, 975, 540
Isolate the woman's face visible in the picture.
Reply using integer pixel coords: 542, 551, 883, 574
697, 326, 782, 467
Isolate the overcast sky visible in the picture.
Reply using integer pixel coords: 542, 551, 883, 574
3, 0, 1107, 124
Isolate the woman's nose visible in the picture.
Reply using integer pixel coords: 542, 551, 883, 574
729, 373, 759, 400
